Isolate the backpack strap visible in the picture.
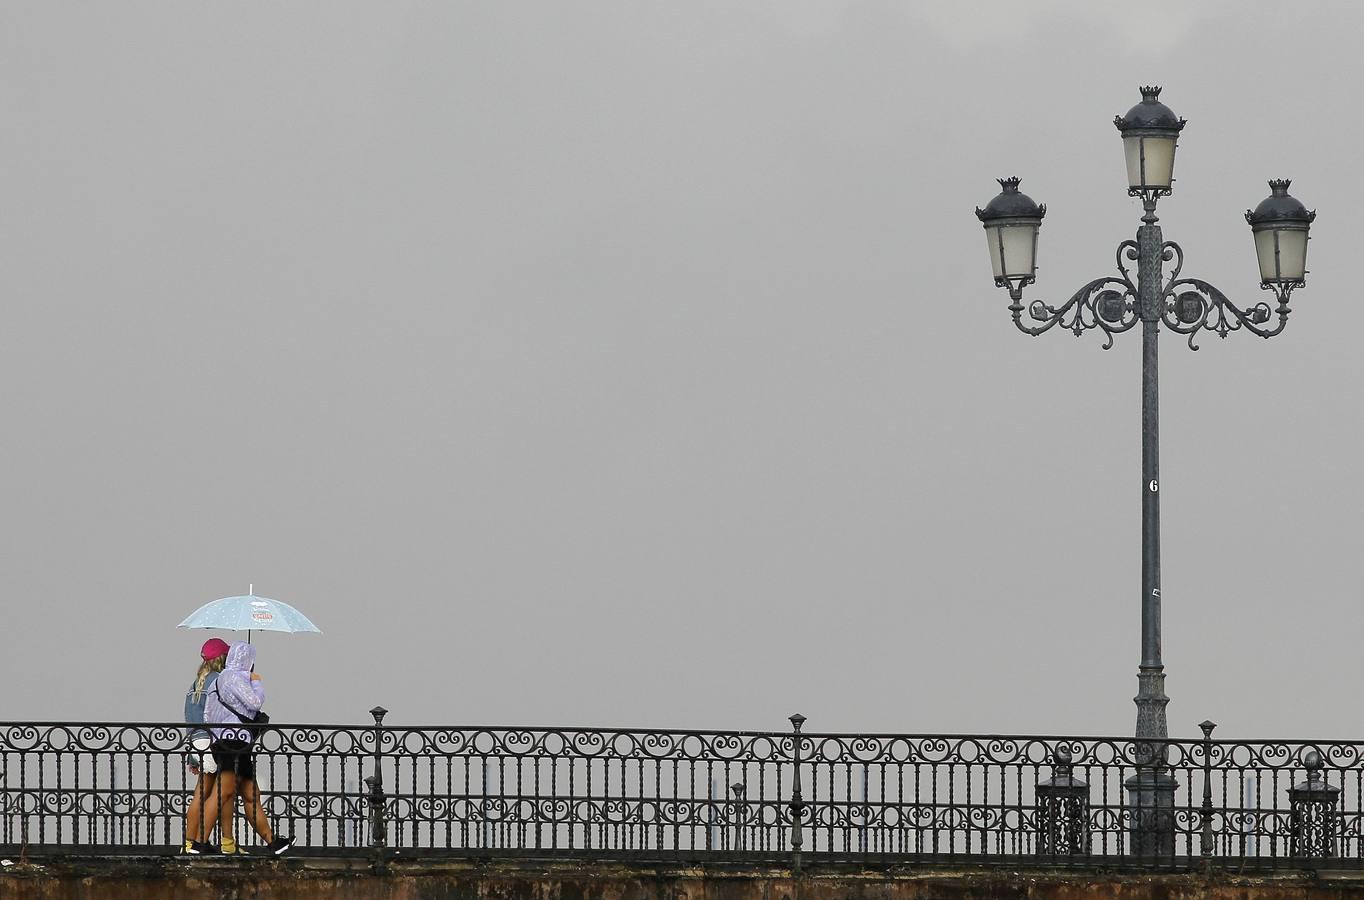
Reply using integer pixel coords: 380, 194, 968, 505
211, 684, 258, 725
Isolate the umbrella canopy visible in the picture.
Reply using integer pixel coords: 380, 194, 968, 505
178, 593, 322, 635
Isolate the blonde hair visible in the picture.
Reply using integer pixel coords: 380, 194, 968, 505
192, 655, 226, 701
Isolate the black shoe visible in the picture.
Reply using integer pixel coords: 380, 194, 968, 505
187, 841, 214, 855
266, 836, 295, 856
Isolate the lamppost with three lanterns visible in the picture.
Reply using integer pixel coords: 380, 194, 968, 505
975, 85, 1316, 854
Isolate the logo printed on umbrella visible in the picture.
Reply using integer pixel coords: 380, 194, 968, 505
252, 611, 274, 621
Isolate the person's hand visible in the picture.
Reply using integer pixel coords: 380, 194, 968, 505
250, 672, 261, 681
189, 765, 201, 776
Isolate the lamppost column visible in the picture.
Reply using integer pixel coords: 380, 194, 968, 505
1126, 217, 1177, 860
1134, 218, 1168, 741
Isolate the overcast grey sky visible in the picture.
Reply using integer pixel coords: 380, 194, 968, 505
2, 1, 1359, 739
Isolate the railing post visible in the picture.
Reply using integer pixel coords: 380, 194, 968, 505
788, 713, 806, 875
730, 782, 746, 852
1198, 720, 1216, 868
1036, 745, 1089, 857
1289, 749, 1340, 859
367, 706, 389, 869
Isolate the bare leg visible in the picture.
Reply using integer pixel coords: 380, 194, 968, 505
186, 772, 219, 842
216, 770, 238, 847
237, 778, 274, 843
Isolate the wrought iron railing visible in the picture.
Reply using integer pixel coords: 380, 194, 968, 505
2, 712, 1361, 869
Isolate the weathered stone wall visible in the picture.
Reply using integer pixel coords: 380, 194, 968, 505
4, 858, 1364, 900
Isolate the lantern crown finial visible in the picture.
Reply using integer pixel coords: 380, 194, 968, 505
1115, 86, 1186, 133
976, 178, 1046, 222
1246, 179, 1316, 226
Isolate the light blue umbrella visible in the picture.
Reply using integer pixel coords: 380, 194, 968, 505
178, 586, 322, 642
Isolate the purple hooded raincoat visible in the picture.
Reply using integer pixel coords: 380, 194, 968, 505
203, 641, 265, 744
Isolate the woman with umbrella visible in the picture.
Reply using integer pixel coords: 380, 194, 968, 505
203, 641, 294, 856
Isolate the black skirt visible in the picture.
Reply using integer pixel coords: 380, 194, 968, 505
209, 738, 256, 780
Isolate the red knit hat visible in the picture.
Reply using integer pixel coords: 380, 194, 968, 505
200, 637, 230, 660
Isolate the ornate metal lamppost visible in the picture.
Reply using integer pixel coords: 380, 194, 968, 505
976, 86, 1316, 852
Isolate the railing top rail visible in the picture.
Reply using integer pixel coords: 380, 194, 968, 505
2, 721, 1363, 748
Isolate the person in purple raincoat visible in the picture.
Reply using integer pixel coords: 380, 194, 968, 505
203, 641, 294, 856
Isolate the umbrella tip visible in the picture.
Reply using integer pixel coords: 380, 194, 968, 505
249, 583, 253, 597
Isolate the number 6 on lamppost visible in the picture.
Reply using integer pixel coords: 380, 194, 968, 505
975, 86, 1316, 858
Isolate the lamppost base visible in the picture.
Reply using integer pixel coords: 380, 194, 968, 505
1125, 769, 1178, 858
